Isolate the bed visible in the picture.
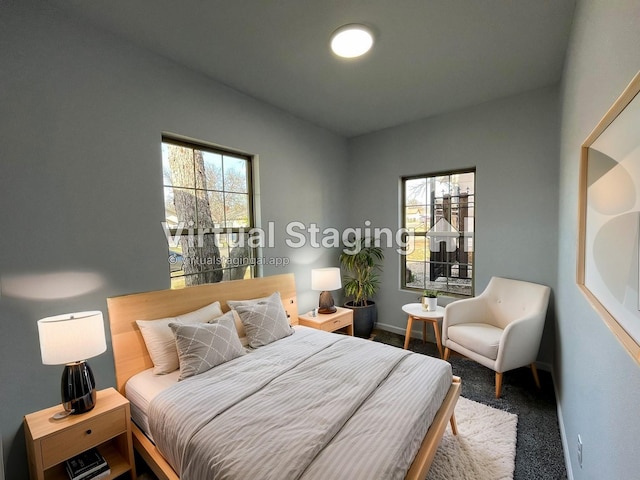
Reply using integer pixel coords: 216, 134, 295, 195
107, 273, 461, 480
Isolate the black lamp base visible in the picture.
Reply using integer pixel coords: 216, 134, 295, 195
318, 291, 337, 314
61, 361, 97, 415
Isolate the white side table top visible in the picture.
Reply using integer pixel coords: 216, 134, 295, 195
402, 303, 445, 319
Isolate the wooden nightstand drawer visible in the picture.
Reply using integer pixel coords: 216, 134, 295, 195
298, 307, 353, 335
40, 407, 126, 469
320, 314, 352, 332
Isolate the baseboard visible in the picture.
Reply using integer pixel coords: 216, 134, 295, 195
551, 368, 574, 480
0, 432, 4, 480
375, 322, 410, 337
534, 360, 552, 373
376, 321, 442, 343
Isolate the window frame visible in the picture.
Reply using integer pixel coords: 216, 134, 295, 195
400, 168, 476, 297
161, 136, 257, 288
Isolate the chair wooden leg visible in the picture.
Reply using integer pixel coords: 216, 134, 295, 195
443, 347, 450, 361
495, 372, 503, 398
531, 363, 541, 389
449, 413, 458, 435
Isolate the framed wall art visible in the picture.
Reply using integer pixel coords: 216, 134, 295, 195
578, 71, 640, 365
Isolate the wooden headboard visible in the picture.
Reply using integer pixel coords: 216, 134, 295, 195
107, 273, 298, 394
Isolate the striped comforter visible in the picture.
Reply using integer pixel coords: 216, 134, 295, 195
148, 326, 452, 480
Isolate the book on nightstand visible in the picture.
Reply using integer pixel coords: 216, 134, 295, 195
64, 447, 110, 480
74, 463, 110, 480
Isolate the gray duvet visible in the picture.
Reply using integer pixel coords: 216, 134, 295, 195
149, 326, 451, 480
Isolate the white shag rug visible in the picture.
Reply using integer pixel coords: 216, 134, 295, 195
427, 397, 518, 480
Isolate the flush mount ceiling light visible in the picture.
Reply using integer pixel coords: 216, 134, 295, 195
330, 24, 374, 58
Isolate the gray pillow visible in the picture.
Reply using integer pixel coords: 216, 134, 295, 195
169, 311, 245, 380
228, 292, 294, 348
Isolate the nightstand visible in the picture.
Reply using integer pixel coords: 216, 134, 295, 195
298, 306, 354, 335
24, 387, 136, 480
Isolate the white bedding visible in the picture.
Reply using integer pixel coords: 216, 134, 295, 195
142, 326, 452, 480
125, 367, 179, 440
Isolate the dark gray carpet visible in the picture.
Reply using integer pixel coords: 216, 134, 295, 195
373, 329, 567, 480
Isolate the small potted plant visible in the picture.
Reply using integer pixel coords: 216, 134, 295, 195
422, 289, 438, 312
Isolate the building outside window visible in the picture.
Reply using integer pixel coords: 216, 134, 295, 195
161, 137, 255, 288
401, 169, 475, 296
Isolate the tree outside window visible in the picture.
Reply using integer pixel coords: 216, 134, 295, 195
162, 138, 254, 288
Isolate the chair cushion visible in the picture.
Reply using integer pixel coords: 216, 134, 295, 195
447, 323, 503, 360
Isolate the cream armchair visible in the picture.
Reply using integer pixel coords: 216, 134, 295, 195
442, 277, 551, 398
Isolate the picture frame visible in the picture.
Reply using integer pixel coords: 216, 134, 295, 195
577, 71, 640, 365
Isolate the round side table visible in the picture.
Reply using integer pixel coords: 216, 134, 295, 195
402, 303, 445, 358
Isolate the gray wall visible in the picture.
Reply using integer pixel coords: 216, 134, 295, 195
556, 0, 640, 478
0, 1, 347, 478
5, 1, 640, 479
347, 86, 560, 364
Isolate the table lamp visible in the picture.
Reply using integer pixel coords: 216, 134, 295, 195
311, 267, 342, 314
37, 311, 106, 417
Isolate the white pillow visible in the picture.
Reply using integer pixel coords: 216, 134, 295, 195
170, 311, 245, 380
136, 301, 223, 374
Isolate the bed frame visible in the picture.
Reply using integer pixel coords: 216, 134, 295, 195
107, 273, 460, 480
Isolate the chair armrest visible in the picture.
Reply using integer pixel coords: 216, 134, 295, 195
495, 313, 546, 372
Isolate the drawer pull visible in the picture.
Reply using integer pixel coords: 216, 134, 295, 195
86, 429, 92, 435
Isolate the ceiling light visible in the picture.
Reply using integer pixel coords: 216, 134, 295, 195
330, 24, 374, 58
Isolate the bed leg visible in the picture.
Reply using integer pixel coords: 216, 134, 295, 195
449, 413, 458, 435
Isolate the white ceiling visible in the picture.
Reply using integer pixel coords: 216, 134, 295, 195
50, 0, 576, 138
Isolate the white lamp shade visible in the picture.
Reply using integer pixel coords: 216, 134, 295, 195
38, 311, 106, 365
311, 268, 342, 291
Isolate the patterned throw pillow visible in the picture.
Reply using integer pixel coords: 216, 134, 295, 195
170, 311, 245, 380
228, 292, 294, 348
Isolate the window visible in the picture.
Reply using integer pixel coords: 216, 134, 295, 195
161, 137, 255, 288
401, 169, 475, 296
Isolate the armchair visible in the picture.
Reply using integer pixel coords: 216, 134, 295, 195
442, 276, 551, 398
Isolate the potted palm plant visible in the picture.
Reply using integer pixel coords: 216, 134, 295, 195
339, 239, 384, 338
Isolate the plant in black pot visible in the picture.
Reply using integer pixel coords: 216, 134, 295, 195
339, 239, 384, 338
